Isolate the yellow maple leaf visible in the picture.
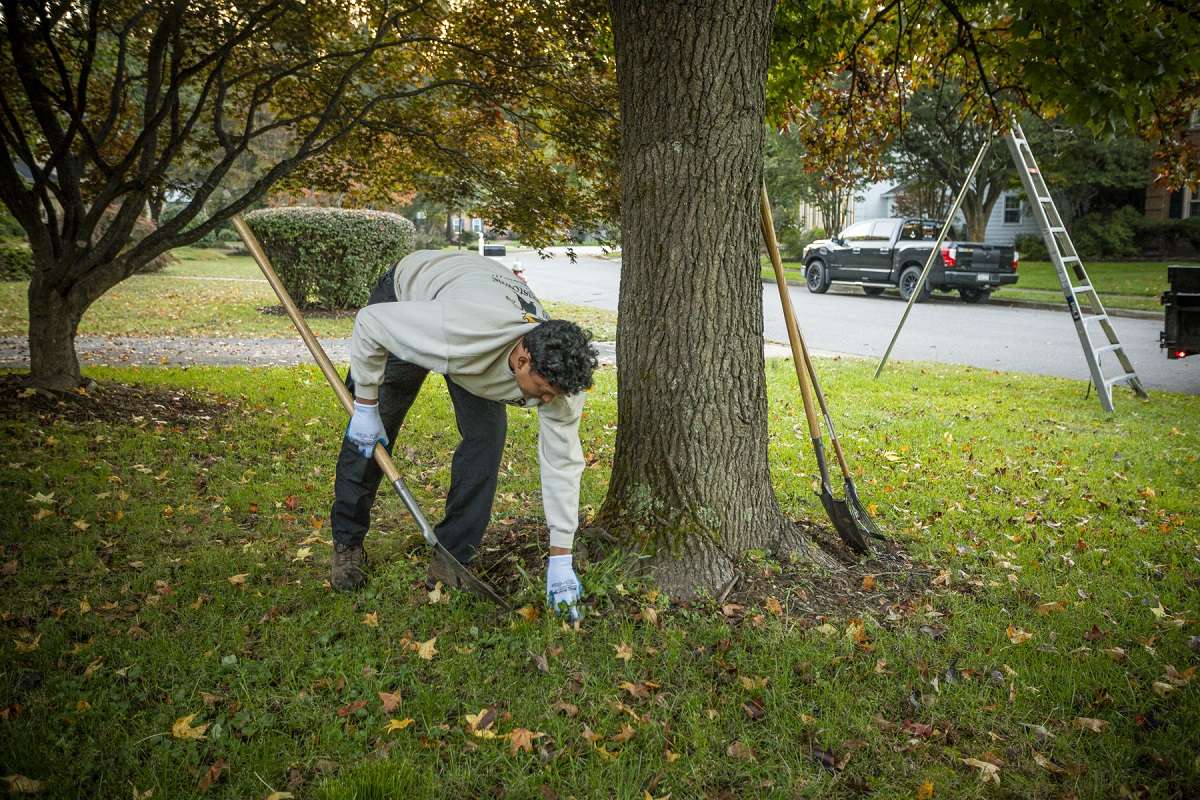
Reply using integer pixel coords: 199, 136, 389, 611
1006, 625, 1032, 645
13, 635, 41, 654
764, 596, 783, 616
383, 718, 414, 734
464, 708, 497, 738
362, 612, 379, 628
861, 574, 877, 591
416, 637, 437, 660
515, 605, 540, 622
3, 774, 44, 794
507, 726, 545, 754
172, 713, 209, 740
916, 780, 934, 799
292, 547, 312, 562
73, 519, 89, 531
739, 675, 768, 690
227, 573, 249, 586
613, 642, 633, 662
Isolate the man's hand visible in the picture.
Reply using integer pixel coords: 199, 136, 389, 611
346, 400, 388, 458
546, 553, 582, 621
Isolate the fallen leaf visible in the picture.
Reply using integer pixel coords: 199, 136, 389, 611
264, 793, 294, 800
464, 707, 497, 738
2, 775, 43, 794
1083, 624, 1106, 641
961, 757, 1000, 784
515, 605, 540, 622
552, 701, 578, 717
610, 723, 636, 744
13, 634, 41, 654
637, 606, 659, 626
726, 740, 755, 761
739, 675, 768, 691
508, 727, 545, 754
378, 691, 401, 713
227, 573, 249, 586
172, 713, 209, 740
1165, 665, 1196, 687
1072, 717, 1108, 733
580, 724, 602, 744
384, 718, 414, 734
27, 492, 54, 505
427, 583, 445, 604
1151, 681, 1175, 698
1006, 625, 1032, 645
362, 612, 379, 628
861, 575, 877, 591
618, 681, 660, 699
336, 700, 367, 717
742, 698, 766, 721
614, 642, 633, 662
72, 519, 90, 531
196, 759, 226, 792
1036, 601, 1067, 615
292, 547, 312, 562
1034, 753, 1064, 773
814, 623, 838, 637
416, 637, 437, 660
916, 780, 934, 799
31, 509, 53, 522
1103, 647, 1127, 662
764, 596, 783, 616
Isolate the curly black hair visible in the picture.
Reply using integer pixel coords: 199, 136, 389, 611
523, 319, 598, 395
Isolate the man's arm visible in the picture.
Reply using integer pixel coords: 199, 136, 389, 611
349, 301, 449, 400
537, 391, 587, 551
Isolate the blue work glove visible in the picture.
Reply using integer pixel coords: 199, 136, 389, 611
345, 400, 388, 458
546, 554, 582, 622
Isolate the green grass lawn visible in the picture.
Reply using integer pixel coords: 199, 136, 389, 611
0, 247, 620, 341
759, 256, 1196, 312
2, 360, 1197, 798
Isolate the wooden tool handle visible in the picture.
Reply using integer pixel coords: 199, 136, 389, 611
758, 185, 822, 441
232, 214, 401, 483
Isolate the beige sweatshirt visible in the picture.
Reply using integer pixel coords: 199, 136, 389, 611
350, 250, 585, 550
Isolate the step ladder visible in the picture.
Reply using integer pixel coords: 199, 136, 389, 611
1005, 121, 1149, 413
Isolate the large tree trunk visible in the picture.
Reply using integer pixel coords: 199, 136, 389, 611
27, 274, 86, 390
601, 0, 822, 598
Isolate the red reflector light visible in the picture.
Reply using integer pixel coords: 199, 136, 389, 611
1012, 250, 1020, 271
941, 246, 957, 268
1178, 350, 1188, 358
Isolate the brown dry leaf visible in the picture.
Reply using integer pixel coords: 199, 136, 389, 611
665, 749, 679, 763
1151, 681, 1175, 698
2, 775, 43, 794
916, 780, 934, 799
861, 575, 877, 592
362, 612, 379, 628
427, 583, 445, 604
464, 708, 497, 738
618, 681, 660, 699
13, 635, 41, 654
515, 605, 540, 622
196, 759, 226, 793
378, 691, 401, 714
764, 596, 783, 616
416, 637, 437, 660
637, 606, 659, 626
73, 519, 89, 531
610, 724, 636, 744
721, 603, 745, 618
227, 573, 249, 586
383, 718, 414, 734
961, 757, 1000, 784
580, 724, 602, 744
1006, 625, 1032, 645
614, 642, 633, 662
814, 623, 838, 637
742, 698, 766, 721
171, 713, 209, 740
508, 727, 545, 754
1034, 753, 1064, 774
739, 675, 768, 691
336, 700, 367, 717
552, 701, 579, 718
1165, 665, 1196, 687
1103, 647, 1127, 662
726, 740, 755, 761
1072, 717, 1108, 733
1036, 601, 1067, 615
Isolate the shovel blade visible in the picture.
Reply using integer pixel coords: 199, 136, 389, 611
819, 491, 870, 554
433, 543, 511, 610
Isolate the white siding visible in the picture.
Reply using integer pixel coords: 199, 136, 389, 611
982, 190, 1041, 245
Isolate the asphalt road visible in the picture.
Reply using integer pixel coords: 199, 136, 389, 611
503, 247, 1200, 396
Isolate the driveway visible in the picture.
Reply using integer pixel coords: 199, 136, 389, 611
502, 247, 1200, 396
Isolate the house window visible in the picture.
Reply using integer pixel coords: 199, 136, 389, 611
1190, 188, 1200, 219
1003, 195, 1022, 224
452, 217, 463, 232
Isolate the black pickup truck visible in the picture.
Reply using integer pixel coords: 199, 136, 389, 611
801, 218, 1019, 303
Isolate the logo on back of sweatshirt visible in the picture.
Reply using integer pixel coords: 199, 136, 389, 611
514, 294, 547, 324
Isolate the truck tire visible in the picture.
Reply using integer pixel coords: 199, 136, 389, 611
862, 286, 885, 296
898, 266, 930, 302
958, 287, 991, 303
805, 259, 831, 294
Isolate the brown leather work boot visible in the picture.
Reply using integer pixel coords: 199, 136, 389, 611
331, 541, 368, 592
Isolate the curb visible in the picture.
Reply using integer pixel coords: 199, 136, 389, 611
761, 278, 1161, 320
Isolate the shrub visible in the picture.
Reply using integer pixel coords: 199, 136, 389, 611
244, 207, 415, 309
1014, 233, 1049, 261
0, 206, 24, 238
1133, 216, 1200, 258
0, 237, 33, 281
778, 226, 825, 261
412, 232, 448, 251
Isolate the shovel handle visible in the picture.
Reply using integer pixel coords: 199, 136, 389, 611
758, 185, 822, 442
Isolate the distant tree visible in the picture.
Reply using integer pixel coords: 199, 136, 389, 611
0, 0, 614, 390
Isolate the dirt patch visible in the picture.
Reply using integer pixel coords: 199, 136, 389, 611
0, 375, 233, 427
455, 516, 929, 624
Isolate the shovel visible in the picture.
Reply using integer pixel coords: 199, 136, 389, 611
758, 185, 882, 553
232, 215, 511, 610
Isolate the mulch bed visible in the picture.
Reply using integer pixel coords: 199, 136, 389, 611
0, 375, 232, 427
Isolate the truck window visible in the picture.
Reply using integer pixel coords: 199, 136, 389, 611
869, 220, 899, 241
900, 221, 948, 241
839, 221, 872, 241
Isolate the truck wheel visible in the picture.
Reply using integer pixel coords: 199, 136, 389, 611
958, 288, 991, 303
805, 260, 830, 294
862, 286, 885, 296
898, 266, 930, 302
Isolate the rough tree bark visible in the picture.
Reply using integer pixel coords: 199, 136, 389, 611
599, 0, 826, 598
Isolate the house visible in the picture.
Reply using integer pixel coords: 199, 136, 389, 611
852, 182, 1040, 245
1144, 110, 1200, 220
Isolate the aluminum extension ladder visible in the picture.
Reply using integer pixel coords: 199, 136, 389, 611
1005, 122, 1148, 413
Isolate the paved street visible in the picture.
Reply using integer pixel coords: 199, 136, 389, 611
502, 247, 1200, 395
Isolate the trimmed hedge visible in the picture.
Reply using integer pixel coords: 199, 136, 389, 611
0, 237, 33, 281
244, 207, 415, 309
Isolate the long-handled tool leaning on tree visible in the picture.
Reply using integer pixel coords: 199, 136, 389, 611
232, 215, 511, 610
759, 184, 885, 554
